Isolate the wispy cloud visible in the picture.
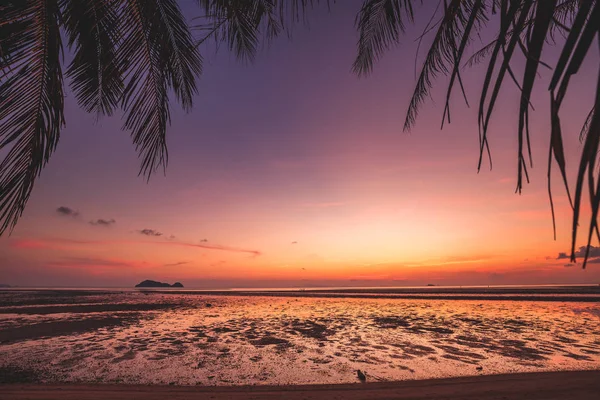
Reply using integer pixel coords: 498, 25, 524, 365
56, 206, 79, 217
90, 218, 116, 226
11, 237, 261, 257
139, 229, 162, 237
163, 261, 189, 267
165, 241, 261, 256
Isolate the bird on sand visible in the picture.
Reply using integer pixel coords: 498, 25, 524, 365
357, 370, 366, 382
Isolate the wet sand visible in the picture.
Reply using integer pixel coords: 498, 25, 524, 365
1, 291, 600, 385
2, 371, 599, 399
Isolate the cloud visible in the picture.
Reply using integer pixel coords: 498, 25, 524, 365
291, 241, 298, 244
163, 261, 189, 267
200, 239, 208, 243
12, 236, 261, 257
90, 218, 116, 226
556, 245, 600, 260
168, 241, 261, 256
56, 206, 79, 217
139, 229, 162, 237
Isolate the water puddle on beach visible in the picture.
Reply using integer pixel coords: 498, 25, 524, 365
0, 291, 599, 385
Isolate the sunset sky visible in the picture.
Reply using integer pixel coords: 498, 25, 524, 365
1, 1, 599, 288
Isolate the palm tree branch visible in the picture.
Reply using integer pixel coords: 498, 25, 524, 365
61, 0, 123, 116
0, 0, 64, 234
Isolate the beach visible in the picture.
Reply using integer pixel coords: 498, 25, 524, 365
1, 288, 599, 397
3, 371, 600, 400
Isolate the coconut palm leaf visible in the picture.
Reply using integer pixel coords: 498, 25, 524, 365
515, 0, 556, 195
478, 0, 532, 174
403, 0, 470, 131
580, 107, 595, 142
154, 0, 202, 110
553, 2, 600, 266
0, 0, 64, 234
196, 0, 264, 61
442, 0, 487, 128
352, 0, 418, 77
61, 0, 123, 116
119, 0, 201, 179
467, 1, 579, 69
195, 0, 330, 61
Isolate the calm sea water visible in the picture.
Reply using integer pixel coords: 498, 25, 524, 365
0, 289, 599, 385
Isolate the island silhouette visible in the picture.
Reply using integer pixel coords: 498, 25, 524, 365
135, 280, 183, 288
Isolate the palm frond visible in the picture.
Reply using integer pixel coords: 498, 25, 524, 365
404, 0, 480, 131
465, 37, 496, 68
477, 0, 529, 172
61, 0, 123, 116
0, 0, 64, 234
442, 0, 487, 128
465, 2, 579, 69
580, 107, 595, 142
549, 1, 600, 267
352, 0, 418, 77
514, 0, 556, 195
0, 1, 33, 74
154, 0, 202, 110
119, 0, 201, 179
195, 0, 263, 61
194, 0, 329, 61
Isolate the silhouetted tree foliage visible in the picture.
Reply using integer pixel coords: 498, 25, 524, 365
1, 0, 599, 265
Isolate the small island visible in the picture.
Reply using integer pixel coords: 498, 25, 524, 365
135, 280, 184, 288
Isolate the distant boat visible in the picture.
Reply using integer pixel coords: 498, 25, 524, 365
426, 284, 435, 287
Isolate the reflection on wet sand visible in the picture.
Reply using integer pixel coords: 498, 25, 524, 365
0, 291, 599, 385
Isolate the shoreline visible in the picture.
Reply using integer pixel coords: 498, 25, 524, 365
140, 290, 600, 302
2, 286, 600, 303
2, 371, 600, 400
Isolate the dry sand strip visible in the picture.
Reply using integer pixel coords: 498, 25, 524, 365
2, 371, 599, 400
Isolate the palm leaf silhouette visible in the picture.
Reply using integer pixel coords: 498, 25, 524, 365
119, 0, 201, 178
0, 0, 64, 233
61, 0, 123, 116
